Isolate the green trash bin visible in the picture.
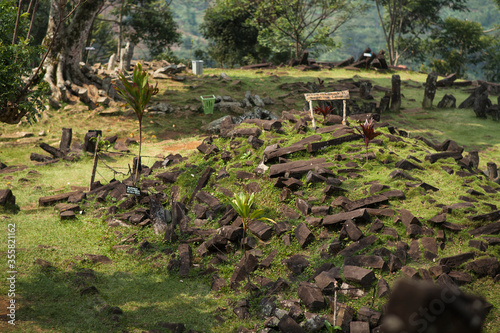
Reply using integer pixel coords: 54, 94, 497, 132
200, 95, 216, 114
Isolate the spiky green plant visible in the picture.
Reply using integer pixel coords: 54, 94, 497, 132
230, 192, 275, 285
230, 192, 274, 235
114, 62, 159, 184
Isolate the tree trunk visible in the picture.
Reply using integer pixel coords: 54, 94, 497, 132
43, 0, 105, 102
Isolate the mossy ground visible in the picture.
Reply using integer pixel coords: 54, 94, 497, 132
0, 67, 499, 332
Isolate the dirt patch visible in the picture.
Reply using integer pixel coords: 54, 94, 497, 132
161, 140, 203, 154
402, 108, 425, 114
0, 296, 16, 331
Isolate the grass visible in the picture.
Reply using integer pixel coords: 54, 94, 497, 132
1, 66, 499, 332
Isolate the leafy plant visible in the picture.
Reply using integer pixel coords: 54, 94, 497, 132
230, 192, 274, 237
324, 320, 342, 332
90, 137, 112, 152
230, 192, 275, 285
354, 117, 382, 162
114, 62, 159, 184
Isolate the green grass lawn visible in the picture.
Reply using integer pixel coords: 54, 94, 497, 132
1, 66, 499, 333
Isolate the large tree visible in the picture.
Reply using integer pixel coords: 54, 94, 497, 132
200, 1, 265, 67
0, 0, 48, 124
428, 18, 490, 78
239, 0, 366, 60
96, 0, 180, 60
374, 0, 468, 66
43, 0, 105, 101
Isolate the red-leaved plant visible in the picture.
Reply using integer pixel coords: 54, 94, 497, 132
313, 104, 334, 121
355, 117, 382, 162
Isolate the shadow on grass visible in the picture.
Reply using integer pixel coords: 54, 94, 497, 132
17, 265, 220, 332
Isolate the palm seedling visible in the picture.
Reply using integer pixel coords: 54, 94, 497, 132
114, 63, 159, 185
230, 192, 274, 284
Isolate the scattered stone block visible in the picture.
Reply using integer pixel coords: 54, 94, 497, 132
448, 271, 472, 285
278, 314, 306, 333
322, 208, 371, 227
465, 257, 499, 277
344, 255, 385, 269
343, 265, 376, 287
468, 239, 488, 251
401, 265, 420, 279
297, 282, 326, 311
469, 221, 500, 236
283, 254, 310, 275
377, 277, 390, 297
350, 321, 370, 333
0, 189, 15, 206
341, 220, 363, 241
294, 222, 315, 248
248, 220, 273, 241
314, 269, 340, 295
338, 235, 378, 257
439, 252, 475, 268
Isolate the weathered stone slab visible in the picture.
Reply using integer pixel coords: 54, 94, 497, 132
264, 135, 321, 162
399, 208, 421, 227
439, 252, 475, 268
39, 191, 80, 207
283, 254, 310, 275
469, 210, 500, 223
341, 220, 363, 241
469, 221, 500, 236
344, 255, 385, 269
269, 158, 334, 178
40, 142, 65, 159
322, 208, 371, 227
297, 282, 326, 311
156, 171, 180, 184
306, 133, 362, 153
278, 315, 306, 333
350, 321, 370, 333
465, 257, 499, 277
195, 191, 220, 207
357, 306, 382, 328
178, 243, 192, 277
0, 189, 15, 206
314, 269, 340, 295
294, 222, 315, 248
343, 265, 376, 287
344, 194, 389, 211
395, 159, 423, 170
248, 220, 273, 241
338, 235, 378, 257
425, 151, 463, 163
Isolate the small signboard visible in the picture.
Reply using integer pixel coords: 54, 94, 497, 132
126, 185, 141, 196
304, 91, 349, 102
363, 53, 372, 57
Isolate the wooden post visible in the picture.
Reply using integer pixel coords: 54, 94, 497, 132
89, 136, 100, 191
309, 100, 316, 130
343, 100, 347, 125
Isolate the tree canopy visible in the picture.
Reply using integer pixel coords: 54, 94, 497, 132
0, 0, 48, 124
374, 0, 468, 66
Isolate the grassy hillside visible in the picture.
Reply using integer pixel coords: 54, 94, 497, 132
0, 66, 499, 333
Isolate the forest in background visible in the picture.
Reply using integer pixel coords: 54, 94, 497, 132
168, 0, 498, 79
